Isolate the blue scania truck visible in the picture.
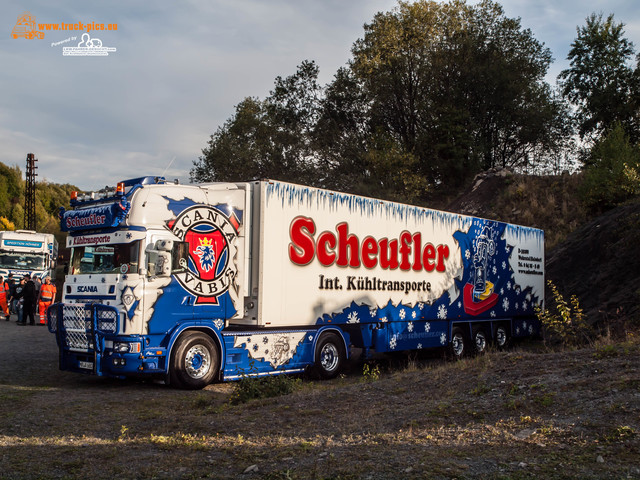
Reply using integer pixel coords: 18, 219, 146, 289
48, 176, 544, 388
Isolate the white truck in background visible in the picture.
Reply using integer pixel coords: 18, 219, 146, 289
48, 176, 544, 388
0, 230, 58, 280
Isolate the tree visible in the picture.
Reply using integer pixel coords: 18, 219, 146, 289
0, 217, 15, 231
0, 163, 23, 221
192, 97, 276, 183
311, 67, 369, 192
580, 123, 640, 210
192, 61, 323, 186
559, 13, 638, 144
350, 0, 566, 192
0, 161, 75, 234
193, 0, 569, 201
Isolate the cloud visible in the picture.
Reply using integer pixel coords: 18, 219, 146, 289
2, 0, 638, 191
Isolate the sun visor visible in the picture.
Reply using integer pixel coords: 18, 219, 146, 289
61, 201, 130, 232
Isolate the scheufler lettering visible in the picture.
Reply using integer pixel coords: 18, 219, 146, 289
288, 216, 450, 272
65, 213, 107, 229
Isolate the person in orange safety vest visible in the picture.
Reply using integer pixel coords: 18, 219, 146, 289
38, 276, 57, 325
0, 276, 9, 318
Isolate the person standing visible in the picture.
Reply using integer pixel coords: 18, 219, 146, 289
13, 277, 25, 325
34, 276, 42, 301
37, 276, 56, 325
7, 273, 16, 317
0, 275, 9, 319
20, 274, 37, 326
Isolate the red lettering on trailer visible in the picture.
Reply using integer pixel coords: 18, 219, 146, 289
379, 238, 399, 270
316, 231, 336, 266
288, 216, 450, 272
336, 223, 360, 268
361, 236, 378, 269
288, 216, 316, 265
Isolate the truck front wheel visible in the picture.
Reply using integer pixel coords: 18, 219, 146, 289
313, 332, 345, 379
170, 331, 219, 389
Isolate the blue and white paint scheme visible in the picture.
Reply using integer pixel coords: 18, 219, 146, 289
48, 177, 544, 388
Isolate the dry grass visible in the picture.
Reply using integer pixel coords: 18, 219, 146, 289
1, 322, 639, 479
445, 171, 588, 252
496, 174, 587, 251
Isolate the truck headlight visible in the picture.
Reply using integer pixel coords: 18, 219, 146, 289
113, 342, 141, 353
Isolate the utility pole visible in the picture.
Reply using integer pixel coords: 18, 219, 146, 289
24, 153, 37, 231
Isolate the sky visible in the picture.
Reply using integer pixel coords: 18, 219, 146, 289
2, 0, 639, 191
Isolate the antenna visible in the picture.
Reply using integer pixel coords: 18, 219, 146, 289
161, 156, 176, 178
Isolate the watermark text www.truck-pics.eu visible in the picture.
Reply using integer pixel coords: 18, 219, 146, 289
11, 11, 117, 40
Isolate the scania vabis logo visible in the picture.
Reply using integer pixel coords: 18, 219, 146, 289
167, 205, 239, 304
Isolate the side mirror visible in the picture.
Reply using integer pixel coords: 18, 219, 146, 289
155, 239, 173, 252
146, 239, 174, 277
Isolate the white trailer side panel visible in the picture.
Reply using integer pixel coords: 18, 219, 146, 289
256, 181, 544, 328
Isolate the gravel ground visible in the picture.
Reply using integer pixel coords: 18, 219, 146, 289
0, 313, 68, 387
0, 313, 639, 479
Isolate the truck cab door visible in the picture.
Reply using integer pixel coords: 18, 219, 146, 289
144, 239, 195, 333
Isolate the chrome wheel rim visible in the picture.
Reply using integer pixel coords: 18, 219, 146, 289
496, 328, 507, 347
185, 344, 211, 379
320, 342, 339, 373
452, 333, 464, 357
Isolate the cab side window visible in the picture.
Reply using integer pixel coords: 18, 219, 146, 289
146, 249, 158, 277
171, 242, 190, 273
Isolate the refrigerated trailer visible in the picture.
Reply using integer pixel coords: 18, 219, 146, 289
48, 176, 544, 388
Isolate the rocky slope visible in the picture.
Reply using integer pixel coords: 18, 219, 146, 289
447, 169, 640, 331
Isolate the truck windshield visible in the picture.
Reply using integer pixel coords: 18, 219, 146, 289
70, 242, 140, 274
0, 251, 46, 270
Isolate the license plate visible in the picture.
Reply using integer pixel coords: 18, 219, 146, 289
78, 361, 93, 370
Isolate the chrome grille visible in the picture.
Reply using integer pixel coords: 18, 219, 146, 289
47, 304, 58, 331
48, 303, 121, 354
62, 304, 93, 352
96, 306, 118, 333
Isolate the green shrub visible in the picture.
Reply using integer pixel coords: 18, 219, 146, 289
362, 362, 381, 382
593, 344, 619, 359
580, 123, 640, 211
229, 371, 302, 405
604, 425, 636, 443
536, 280, 592, 346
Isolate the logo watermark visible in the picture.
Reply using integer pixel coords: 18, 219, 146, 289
62, 33, 116, 56
11, 11, 43, 39
11, 11, 118, 40
12, 11, 118, 57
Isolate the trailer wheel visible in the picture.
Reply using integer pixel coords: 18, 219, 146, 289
495, 325, 509, 350
472, 327, 488, 355
313, 332, 345, 379
449, 327, 467, 360
170, 331, 219, 390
